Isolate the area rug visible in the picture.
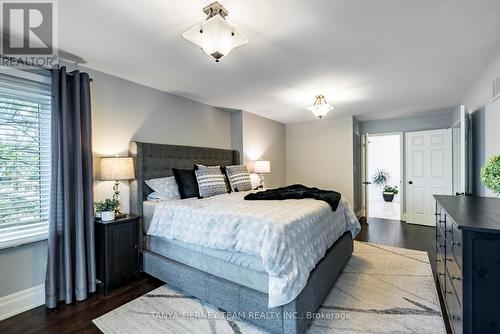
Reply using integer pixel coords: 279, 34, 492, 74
93, 242, 446, 333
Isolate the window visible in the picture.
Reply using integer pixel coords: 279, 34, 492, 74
0, 70, 51, 249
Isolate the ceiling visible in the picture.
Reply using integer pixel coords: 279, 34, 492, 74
59, 0, 500, 123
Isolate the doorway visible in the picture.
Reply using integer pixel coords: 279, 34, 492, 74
365, 133, 403, 220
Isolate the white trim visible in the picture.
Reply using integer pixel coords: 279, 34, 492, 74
0, 284, 45, 321
0, 66, 51, 84
365, 132, 404, 220
0, 231, 48, 250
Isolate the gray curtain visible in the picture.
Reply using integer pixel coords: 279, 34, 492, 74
45, 66, 96, 308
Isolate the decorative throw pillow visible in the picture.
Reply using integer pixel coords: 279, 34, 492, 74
145, 176, 180, 200
194, 165, 227, 198
225, 165, 252, 192
172, 168, 199, 199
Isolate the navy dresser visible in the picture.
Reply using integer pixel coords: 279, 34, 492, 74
434, 195, 500, 334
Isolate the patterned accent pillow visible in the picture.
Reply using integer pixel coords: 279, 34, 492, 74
225, 165, 252, 192
145, 176, 180, 200
195, 165, 227, 198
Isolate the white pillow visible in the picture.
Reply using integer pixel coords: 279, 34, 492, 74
147, 192, 162, 201
145, 176, 180, 200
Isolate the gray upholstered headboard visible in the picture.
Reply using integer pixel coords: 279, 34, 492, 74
129, 141, 240, 216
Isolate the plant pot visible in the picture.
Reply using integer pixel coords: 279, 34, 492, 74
383, 192, 394, 202
100, 211, 115, 222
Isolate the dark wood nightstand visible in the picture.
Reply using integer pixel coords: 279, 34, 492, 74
95, 214, 139, 294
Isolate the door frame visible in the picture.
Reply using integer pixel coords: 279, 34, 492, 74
363, 132, 404, 221
405, 128, 453, 226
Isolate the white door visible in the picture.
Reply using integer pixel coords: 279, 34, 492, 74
406, 129, 452, 226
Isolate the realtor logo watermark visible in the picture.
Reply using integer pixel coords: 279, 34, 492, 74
0, 0, 58, 68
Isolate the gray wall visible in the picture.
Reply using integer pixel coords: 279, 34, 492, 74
471, 108, 486, 195
286, 115, 354, 205
230, 111, 287, 188
462, 48, 500, 197
0, 241, 47, 297
360, 109, 458, 134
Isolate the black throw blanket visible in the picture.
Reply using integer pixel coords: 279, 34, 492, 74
244, 184, 342, 211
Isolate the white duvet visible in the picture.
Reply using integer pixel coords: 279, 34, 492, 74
148, 190, 361, 308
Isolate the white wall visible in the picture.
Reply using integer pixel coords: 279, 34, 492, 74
286, 116, 354, 205
462, 49, 500, 197
240, 111, 286, 188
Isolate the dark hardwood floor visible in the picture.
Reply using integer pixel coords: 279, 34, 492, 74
0, 276, 163, 334
0, 218, 448, 334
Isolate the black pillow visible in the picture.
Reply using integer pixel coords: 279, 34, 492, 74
172, 168, 199, 199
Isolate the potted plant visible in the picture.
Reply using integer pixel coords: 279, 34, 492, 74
95, 198, 119, 222
480, 155, 500, 195
372, 169, 399, 202
383, 185, 399, 202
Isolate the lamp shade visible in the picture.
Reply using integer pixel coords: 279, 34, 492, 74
307, 95, 334, 119
254, 160, 271, 174
182, 14, 248, 62
100, 157, 135, 181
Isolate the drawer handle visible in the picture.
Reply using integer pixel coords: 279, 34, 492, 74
451, 241, 462, 247
438, 273, 445, 277
445, 290, 453, 295
438, 245, 445, 249
436, 259, 442, 263
446, 229, 452, 234
446, 258, 453, 262
438, 220, 445, 224
451, 315, 461, 321
451, 276, 461, 281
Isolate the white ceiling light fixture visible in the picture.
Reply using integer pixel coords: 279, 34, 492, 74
182, 1, 248, 62
307, 95, 334, 119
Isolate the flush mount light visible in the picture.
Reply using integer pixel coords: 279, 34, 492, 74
182, 1, 248, 62
307, 95, 334, 119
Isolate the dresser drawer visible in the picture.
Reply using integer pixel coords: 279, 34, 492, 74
436, 255, 446, 293
437, 235, 446, 262
446, 259, 462, 306
445, 274, 463, 334
451, 223, 463, 269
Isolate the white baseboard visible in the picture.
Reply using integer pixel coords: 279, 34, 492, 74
0, 284, 44, 321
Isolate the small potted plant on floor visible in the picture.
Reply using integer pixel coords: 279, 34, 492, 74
95, 198, 119, 221
382, 185, 399, 202
372, 169, 399, 202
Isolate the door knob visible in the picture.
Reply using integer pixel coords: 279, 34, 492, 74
409, 181, 413, 185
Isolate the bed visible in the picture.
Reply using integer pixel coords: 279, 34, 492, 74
130, 141, 360, 334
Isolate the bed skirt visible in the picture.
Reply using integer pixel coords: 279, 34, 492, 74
143, 231, 353, 334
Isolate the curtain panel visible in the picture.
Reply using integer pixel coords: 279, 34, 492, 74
45, 66, 96, 308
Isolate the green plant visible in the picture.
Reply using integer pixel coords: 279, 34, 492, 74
95, 198, 119, 212
384, 185, 399, 195
480, 155, 500, 195
372, 169, 390, 187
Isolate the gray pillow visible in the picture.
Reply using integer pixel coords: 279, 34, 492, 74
225, 165, 252, 192
195, 165, 227, 198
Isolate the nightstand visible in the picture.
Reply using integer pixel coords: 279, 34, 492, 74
95, 214, 139, 294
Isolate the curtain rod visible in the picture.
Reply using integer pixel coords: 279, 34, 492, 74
0, 55, 94, 82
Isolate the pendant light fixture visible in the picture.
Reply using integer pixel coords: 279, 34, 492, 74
307, 95, 334, 119
182, 1, 248, 62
